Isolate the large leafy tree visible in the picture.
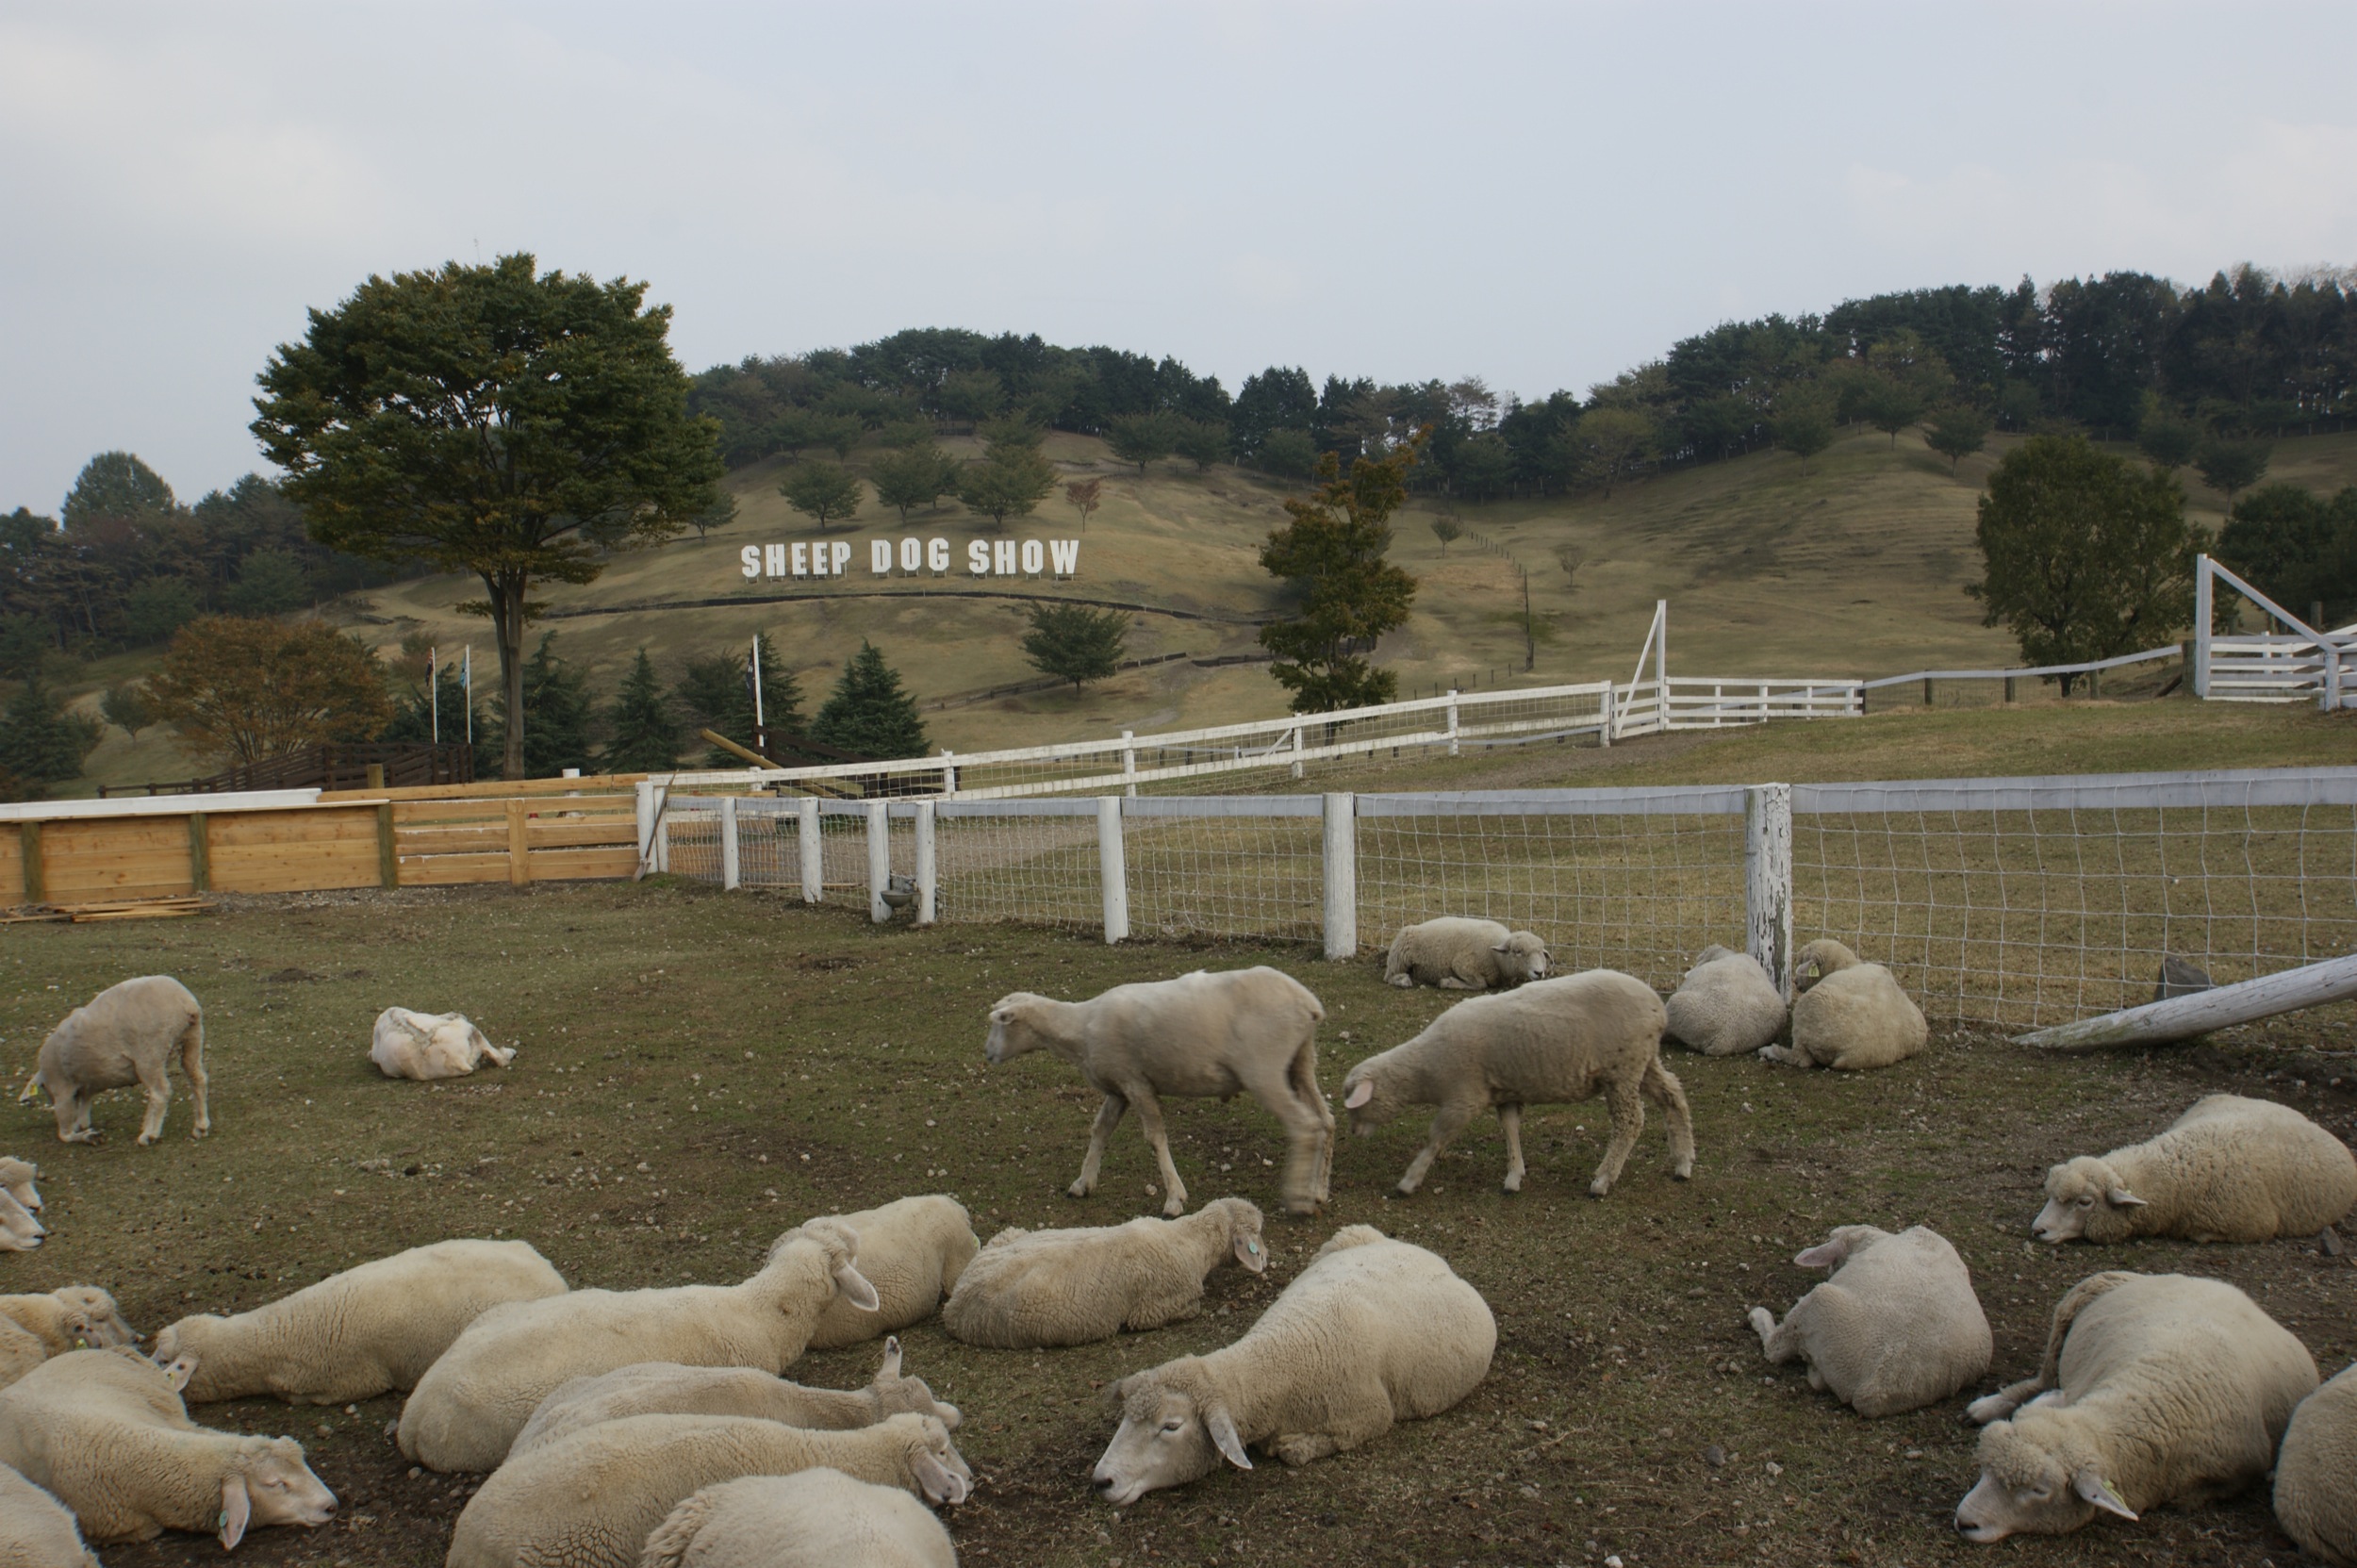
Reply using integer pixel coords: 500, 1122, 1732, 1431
1107, 412, 1181, 473
251, 254, 723, 780
1257, 436, 1423, 713
811, 641, 929, 759
144, 616, 393, 764
60, 451, 176, 530
2217, 483, 2357, 626
958, 447, 1059, 530
870, 445, 960, 523
1922, 405, 1990, 472
779, 460, 864, 530
1020, 602, 1129, 689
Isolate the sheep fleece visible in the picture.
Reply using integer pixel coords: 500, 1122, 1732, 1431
0, 1460, 99, 1568
800, 1196, 978, 1350
2276, 1361, 2357, 1565
1755, 1225, 1990, 1416
1664, 946, 1787, 1056
640, 1471, 957, 1568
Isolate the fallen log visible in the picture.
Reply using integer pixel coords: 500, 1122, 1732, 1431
2018, 951, 2357, 1051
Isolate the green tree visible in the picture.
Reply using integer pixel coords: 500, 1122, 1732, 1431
674, 639, 804, 764
2217, 484, 2357, 626
810, 641, 929, 759
2195, 439, 2272, 516
1020, 602, 1129, 689
100, 682, 153, 741
1107, 412, 1181, 473
1258, 437, 1424, 712
1770, 395, 1836, 475
877, 420, 935, 450
144, 616, 394, 764
1064, 477, 1104, 532
0, 613, 51, 677
1967, 435, 2208, 694
1255, 429, 1317, 481
252, 253, 723, 781
870, 445, 960, 524
978, 417, 1046, 453
1861, 380, 1927, 447
1429, 516, 1463, 555
0, 668, 101, 790
958, 447, 1059, 530
1173, 419, 1231, 472
598, 649, 681, 773
466, 632, 596, 777
223, 549, 310, 616
779, 461, 864, 530
2135, 400, 2201, 472
1450, 433, 1514, 500
124, 577, 201, 645
937, 369, 1004, 430
1922, 405, 1991, 472
816, 413, 864, 459
1570, 406, 1656, 497
60, 451, 176, 529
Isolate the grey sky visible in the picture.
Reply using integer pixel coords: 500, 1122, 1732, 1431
5, 1, 2353, 511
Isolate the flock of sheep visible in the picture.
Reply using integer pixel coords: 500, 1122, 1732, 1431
0, 913, 2353, 1564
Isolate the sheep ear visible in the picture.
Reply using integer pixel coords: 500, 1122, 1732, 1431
835, 1262, 882, 1312
2072, 1470, 2137, 1520
877, 1336, 904, 1379
2105, 1187, 2148, 1209
1492, 942, 1512, 954
1099, 1376, 1129, 1412
1792, 1239, 1846, 1268
165, 1353, 199, 1393
1205, 1405, 1252, 1471
219, 1475, 251, 1550
1343, 1081, 1373, 1110
1234, 1233, 1266, 1274
910, 1449, 968, 1506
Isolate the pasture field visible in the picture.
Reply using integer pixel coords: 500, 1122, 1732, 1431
2, 883, 2352, 1568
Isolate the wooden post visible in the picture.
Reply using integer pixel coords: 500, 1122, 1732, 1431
366, 763, 385, 791
376, 803, 398, 888
2003, 675, 2017, 703
1744, 784, 1794, 1000
2019, 952, 2357, 1051
18, 822, 41, 904
188, 813, 210, 894
506, 798, 531, 886
1921, 677, 1935, 706
799, 798, 823, 903
1097, 797, 1129, 945
1322, 792, 1357, 961
2088, 667, 2102, 699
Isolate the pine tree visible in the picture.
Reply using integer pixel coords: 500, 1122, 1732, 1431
674, 639, 805, 765
500, 634, 596, 777
0, 668, 100, 791
598, 649, 681, 773
810, 642, 929, 759
1020, 603, 1129, 689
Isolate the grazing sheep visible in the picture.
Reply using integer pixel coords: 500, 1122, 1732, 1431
1760, 939, 1925, 1072
983, 967, 1333, 1218
801, 1196, 980, 1350
1954, 1271, 2317, 1543
2276, 1361, 2357, 1565
1382, 917, 1551, 992
0, 1159, 41, 1216
447, 1412, 969, 1568
2031, 1094, 2357, 1246
1093, 1227, 1492, 1504
0, 1348, 336, 1549
1664, 945, 1788, 1057
367, 1008, 514, 1081
0, 1461, 100, 1568
510, 1336, 962, 1460
25, 977, 209, 1145
1340, 968, 1694, 1198
1747, 1225, 1991, 1417
944, 1197, 1267, 1349
0, 1287, 138, 1355
0, 1193, 41, 1253
641, 1470, 959, 1568
151, 1238, 566, 1406
398, 1219, 880, 1473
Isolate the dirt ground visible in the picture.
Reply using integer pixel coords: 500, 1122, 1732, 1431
1, 881, 2349, 1567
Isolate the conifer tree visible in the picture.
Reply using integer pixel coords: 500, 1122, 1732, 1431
811, 642, 929, 759
675, 639, 804, 764
0, 668, 101, 792
599, 648, 681, 773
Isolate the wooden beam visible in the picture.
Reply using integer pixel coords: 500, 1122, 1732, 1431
506, 799, 531, 886
188, 813, 210, 893
2018, 952, 2357, 1051
698, 729, 787, 770
18, 822, 41, 905
376, 802, 398, 889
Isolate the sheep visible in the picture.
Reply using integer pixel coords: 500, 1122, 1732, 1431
1092, 1225, 1492, 1504
1382, 917, 1551, 991
2276, 1360, 2357, 1565
1746, 1224, 1991, 1417
1664, 944, 1788, 1057
1954, 1271, 2317, 1542
2031, 1093, 2357, 1246
0, 1461, 100, 1568
983, 967, 1333, 1218
1759, 939, 1925, 1071
640, 1470, 959, 1568
509, 1336, 963, 1460
800, 1196, 979, 1350
1339, 968, 1694, 1198
367, 1007, 514, 1081
0, 1159, 41, 1217
0, 1287, 138, 1356
0, 1324, 43, 1395
24, 976, 208, 1145
447, 1412, 969, 1568
0, 1193, 41, 1253
0, 1347, 336, 1549
150, 1238, 567, 1406
398, 1218, 880, 1472
944, 1197, 1267, 1349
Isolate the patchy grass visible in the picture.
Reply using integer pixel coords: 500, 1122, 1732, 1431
3, 883, 2352, 1567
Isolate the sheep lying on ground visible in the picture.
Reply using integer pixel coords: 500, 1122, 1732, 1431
0, 1347, 336, 1548
1382, 917, 1550, 991
1340, 969, 1694, 1198
399, 1219, 879, 1472
1747, 1225, 1990, 1417
509, 1336, 961, 1460
801, 1196, 979, 1350
0, 1323, 44, 1393
448, 1412, 969, 1568
642, 1470, 959, 1568
0, 1159, 41, 1217
1, 1287, 138, 1355
1760, 940, 1925, 1072
2277, 1360, 2357, 1565
2031, 1093, 2357, 1246
0, 1461, 100, 1568
1092, 1226, 1492, 1504
0, 1193, 41, 1253
1955, 1271, 2317, 1543
368, 1008, 514, 1081
984, 967, 1333, 1218
1665, 945, 1788, 1057
25, 976, 209, 1144
152, 1238, 566, 1406
945, 1197, 1267, 1349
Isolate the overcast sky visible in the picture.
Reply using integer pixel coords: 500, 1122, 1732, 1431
5, 1, 2354, 511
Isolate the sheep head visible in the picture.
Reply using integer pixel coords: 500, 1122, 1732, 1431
765, 1218, 881, 1312
1792, 1225, 1891, 1270
0, 1157, 41, 1213
53, 1286, 135, 1347
1492, 932, 1551, 985
1208, 1197, 1267, 1274
0, 1190, 44, 1251
884, 1412, 971, 1506
870, 1335, 963, 1429
2033, 1159, 2147, 1244
1093, 1361, 1247, 1506
1340, 1054, 1405, 1132
1791, 939, 1861, 991
1693, 944, 1739, 966
222, 1436, 337, 1548
982, 993, 1054, 1065
1953, 1413, 2134, 1542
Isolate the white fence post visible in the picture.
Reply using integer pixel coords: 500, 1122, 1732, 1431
1745, 783, 1794, 1000
654, 809, 670, 874
1598, 685, 1614, 747
1655, 601, 1670, 731
719, 797, 740, 891
798, 798, 823, 904
1322, 791, 1357, 961
1445, 690, 1460, 756
1290, 725, 1305, 781
634, 778, 655, 877
941, 750, 958, 796
2192, 556, 2213, 699
1097, 797, 1129, 944
1121, 731, 1137, 799
865, 801, 891, 923
914, 801, 937, 926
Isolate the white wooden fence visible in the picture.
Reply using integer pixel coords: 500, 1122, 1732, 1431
2193, 553, 2357, 708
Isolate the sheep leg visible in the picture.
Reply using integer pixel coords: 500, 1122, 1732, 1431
1757, 1043, 1813, 1067
134, 1055, 173, 1146
1640, 1055, 1695, 1180
1396, 1101, 1478, 1195
1499, 1104, 1526, 1193
179, 1014, 210, 1138
1288, 1042, 1336, 1206
1070, 1094, 1128, 1199
1749, 1304, 1803, 1363
1250, 1059, 1331, 1215
1587, 1079, 1646, 1197
1127, 1087, 1188, 1217
56, 1088, 97, 1144
1968, 1270, 2134, 1423
1269, 1431, 1343, 1465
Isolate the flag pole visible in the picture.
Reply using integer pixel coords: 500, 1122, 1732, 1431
428, 645, 438, 744
463, 645, 473, 748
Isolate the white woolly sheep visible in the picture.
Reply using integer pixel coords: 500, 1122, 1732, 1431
0, 1287, 138, 1356
0, 1460, 100, 1568
398, 1218, 880, 1472
1954, 1271, 2317, 1543
1747, 1224, 1991, 1417
2031, 1093, 2357, 1246
25, 976, 209, 1144
1665, 945, 1788, 1057
448, 1412, 970, 1568
1093, 1226, 1492, 1504
151, 1238, 566, 1406
801, 1196, 979, 1350
944, 1197, 1267, 1349
0, 1158, 41, 1217
0, 1193, 41, 1253
0, 1322, 44, 1394
2276, 1360, 2357, 1565
510, 1335, 963, 1460
367, 1008, 514, 1081
984, 967, 1333, 1218
0, 1347, 336, 1549
1339, 968, 1694, 1198
1760, 939, 1925, 1072
640, 1469, 959, 1568
1383, 917, 1551, 992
